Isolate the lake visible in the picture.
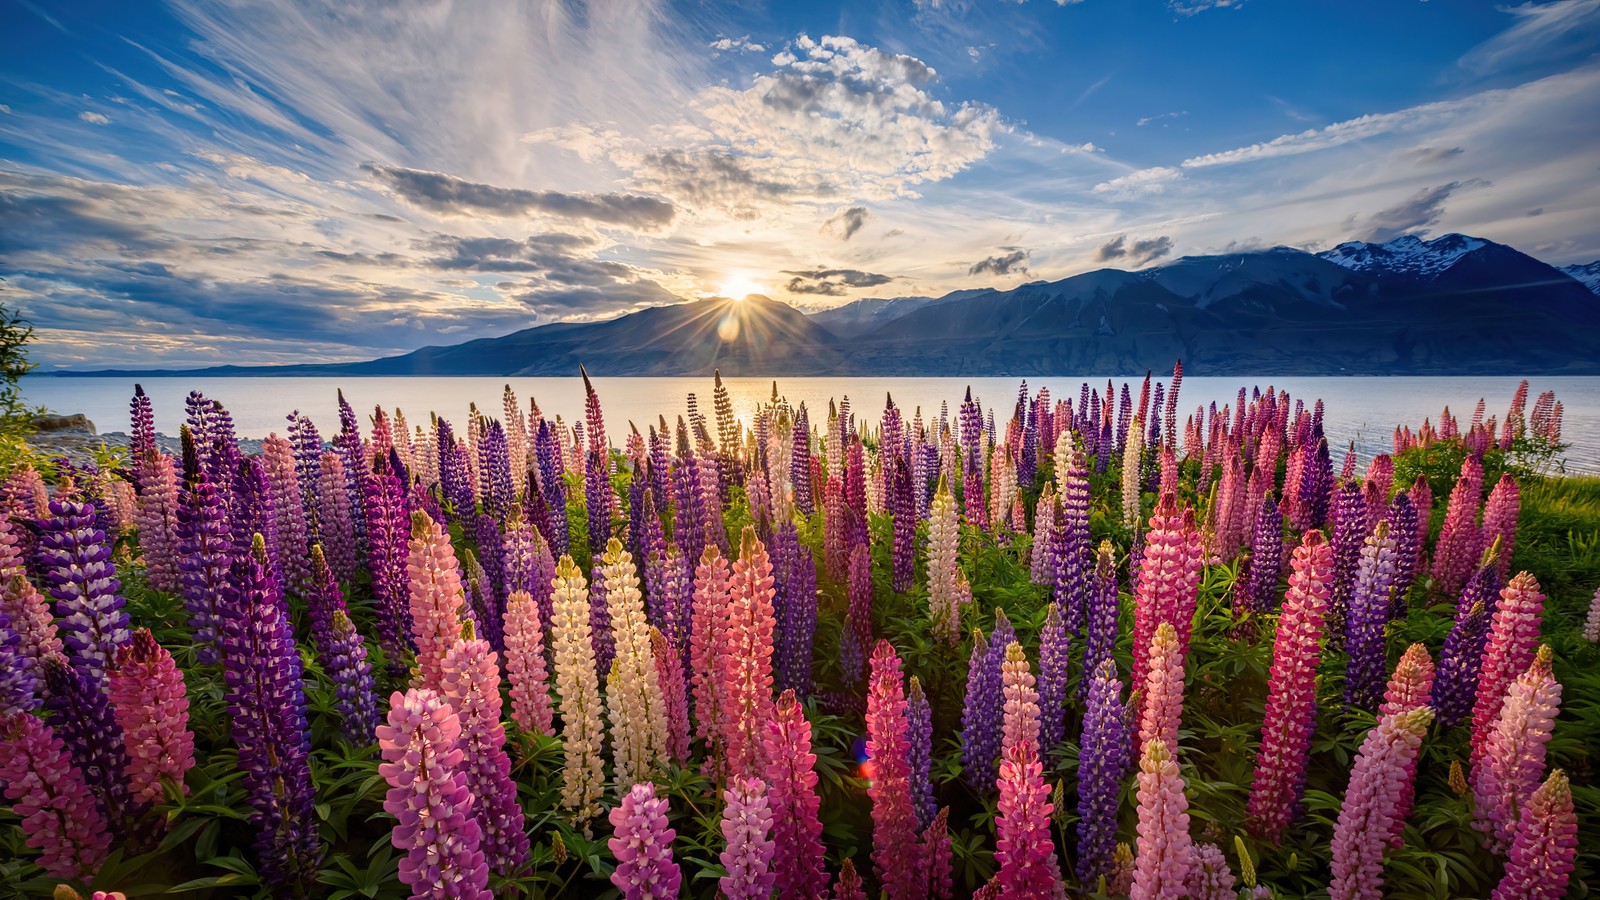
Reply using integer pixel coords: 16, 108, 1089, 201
24, 375, 1600, 474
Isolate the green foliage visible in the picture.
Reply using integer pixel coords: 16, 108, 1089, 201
0, 303, 41, 434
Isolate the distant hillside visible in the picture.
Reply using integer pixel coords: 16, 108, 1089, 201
59, 233, 1600, 377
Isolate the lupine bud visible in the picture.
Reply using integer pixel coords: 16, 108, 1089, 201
1132, 739, 1195, 900
1491, 770, 1577, 900
550, 555, 605, 828
607, 783, 681, 900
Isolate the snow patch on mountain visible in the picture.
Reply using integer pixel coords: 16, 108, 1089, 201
1559, 261, 1600, 295
1319, 233, 1487, 278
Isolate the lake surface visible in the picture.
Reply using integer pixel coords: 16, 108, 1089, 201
25, 375, 1600, 474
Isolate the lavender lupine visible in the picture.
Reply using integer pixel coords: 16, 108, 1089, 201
608, 783, 681, 900
1491, 770, 1578, 900
0, 711, 111, 881
38, 498, 130, 685
1239, 494, 1283, 616
364, 451, 416, 667
719, 777, 777, 900
322, 609, 381, 745
440, 630, 532, 878
890, 455, 915, 593
907, 676, 936, 828
961, 611, 1015, 792
218, 540, 321, 893
1077, 659, 1130, 887
0, 611, 34, 717
376, 688, 492, 900
772, 522, 817, 696
1328, 707, 1433, 900
1343, 521, 1398, 709
261, 435, 312, 597
1082, 542, 1119, 700
1055, 442, 1093, 632
133, 448, 182, 593
1247, 530, 1333, 842
316, 452, 359, 582
1037, 601, 1071, 752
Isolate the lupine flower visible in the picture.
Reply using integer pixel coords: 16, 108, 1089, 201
961, 610, 1014, 792
0, 711, 111, 880
689, 546, 731, 747
926, 476, 964, 644
1000, 641, 1041, 757
1479, 474, 1519, 582
133, 449, 182, 593
503, 590, 555, 734
549, 555, 605, 828
607, 782, 681, 900
107, 629, 194, 804
1030, 486, 1058, 586
407, 511, 467, 693
439, 631, 532, 878
905, 676, 936, 828
719, 776, 777, 900
1491, 770, 1577, 900
1328, 707, 1433, 900
1247, 530, 1333, 842
1327, 480, 1368, 634
217, 541, 320, 893
323, 610, 381, 745
589, 563, 615, 681
176, 470, 232, 665
1471, 572, 1546, 765
1473, 646, 1561, 854
42, 657, 149, 849
995, 740, 1061, 898
1131, 493, 1203, 722
1132, 739, 1195, 900
866, 640, 921, 900
1381, 643, 1436, 717
364, 450, 415, 665
1077, 659, 1129, 887
600, 538, 668, 790
772, 522, 818, 696
376, 688, 491, 900
1431, 456, 1483, 597
1121, 420, 1144, 526
842, 542, 874, 685
316, 452, 359, 582
1191, 843, 1237, 900
1433, 562, 1498, 727
39, 498, 131, 686
651, 626, 691, 762
762, 689, 828, 899
1138, 622, 1185, 760
1033, 602, 1071, 753
890, 456, 915, 593
1343, 521, 1398, 709
919, 805, 956, 900
1239, 495, 1283, 616
1055, 442, 1093, 633
1082, 542, 1119, 700
1386, 494, 1421, 618
261, 435, 311, 598
834, 859, 868, 900
721, 527, 776, 779
1585, 585, 1600, 643
1, 569, 61, 684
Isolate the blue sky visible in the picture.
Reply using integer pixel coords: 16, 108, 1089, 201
2, 0, 1598, 369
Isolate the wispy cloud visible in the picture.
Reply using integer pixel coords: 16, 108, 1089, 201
783, 268, 893, 295
1459, 0, 1600, 73
1093, 234, 1174, 266
969, 248, 1029, 276
362, 164, 676, 228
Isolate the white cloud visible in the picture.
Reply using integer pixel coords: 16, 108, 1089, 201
1459, 0, 1600, 73
78, 110, 109, 124
1093, 166, 1182, 196
710, 35, 766, 54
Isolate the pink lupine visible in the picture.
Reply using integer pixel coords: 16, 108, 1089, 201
1247, 530, 1333, 842
1131, 739, 1195, 900
866, 640, 921, 900
107, 629, 195, 804
919, 806, 955, 900
1479, 474, 1519, 582
762, 689, 828, 899
1000, 641, 1041, 757
1379, 643, 1435, 840
689, 546, 731, 747
1471, 572, 1547, 766
1190, 843, 1237, 900
376, 688, 491, 900
132, 450, 182, 593
1584, 586, 1600, 643
1329, 707, 1433, 900
439, 632, 532, 878
407, 510, 467, 693
994, 741, 1061, 899
1131, 493, 1203, 723
651, 625, 691, 763
719, 776, 776, 900
834, 859, 868, 900
502, 590, 554, 734
0, 712, 112, 880
607, 783, 681, 900
1431, 456, 1483, 597
1491, 770, 1577, 900
0, 570, 62, 683
1138, 622, 1185, 759
1473, 646, 1561, 854
721, 527, 776, 779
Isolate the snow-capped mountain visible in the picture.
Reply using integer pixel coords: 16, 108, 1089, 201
1559, 261, 1600, 295
1319, 233, 1487, 278
805, 289, 990, 336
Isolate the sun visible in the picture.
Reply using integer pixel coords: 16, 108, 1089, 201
717, 272, 763, 300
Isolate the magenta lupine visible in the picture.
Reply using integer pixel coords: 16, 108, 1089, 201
843, 542, 874, 684
1191, 843, 1237, 900
407, 510, 467, 693
719, 776, 777, 900
316, 452, 359, 582
762, 689, 828, 899
1131, 493, 1203, 722
1479, 474, 1520, 583
607, 783, 681, 900
503, 590, 554, 734
1432, 456, 1484, 597
133, 449, 182, 593
0, 569, 60, 684
866, 640, 921, 900
1379, 643, 1436, 839
439, 632, 532, 878
1138, 622, 1185, 759
1328, 707, 1433, 900
376, 688, 491, 900
651, 625, 691, 762
689, 546, 731, 746
721, 528, 776, 779
1131, 738, 1195, 900
1491, 770, 1577, 900
1471, 572, 1547, 765
261, 435, 312, 597
1247, 530, 1333, 842
39, 498, 130, 685
1343, 521, 1398, 709
994, 740, 1061, 898
218, 541, 320, 893
1473, 646, 1561, 854
42, 657, 149, 845
0, 711, 111, 880
107, 629, 194, 804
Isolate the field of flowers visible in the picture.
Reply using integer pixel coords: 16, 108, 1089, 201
0, 367, 1595, 899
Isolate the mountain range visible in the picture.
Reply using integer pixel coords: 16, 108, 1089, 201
59, 233, 1600, 377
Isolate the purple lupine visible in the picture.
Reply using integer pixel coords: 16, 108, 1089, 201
1240, 494, 1284, 615
0, 609, 37, 717
218, 538, 321, 894
792, 403, 814, 517
287, 411, 323, 516
440, 633, 533, 879
478, 420, 515, 520
234, 457, 281, 586
471, 513, 506, 650
1344, 522, 1399, 710
437, 419, 476, 523
583, 373, 613, 559
42, 657, 151, 847
1328, 480, 1369, 638
363, 450, 415, 667
1432, 561, 1501, 727
37, 498, 131, 686
333, 390, 367, 551
772, 522, 817, 697
890, 455, 914, 593
1056, 446, 1092, 633
130, 384, 156, 458
533, 420, 569, 556
1038, 601, 1071, 752
659, 545, 693, 663
1077, 658, 1129, 887
0, 709, 112, 881
961, 610, 1016, 792
306, 547, 380, 743
315, 452, 359, 582
176, 452, 233, 665
1081, 542, 1120, 701
1386, 494, 1421, 619
635, 488, 668, 619
907, 675, 936, 829
590, 564, 614, 679
842, 542, 873, 686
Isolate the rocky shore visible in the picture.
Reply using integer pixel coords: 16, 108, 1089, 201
23, 413, 267, 469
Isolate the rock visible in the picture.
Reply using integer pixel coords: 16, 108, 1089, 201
31, 413, 96, 434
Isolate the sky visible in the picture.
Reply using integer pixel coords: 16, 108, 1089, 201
1, 0, 1598, 370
